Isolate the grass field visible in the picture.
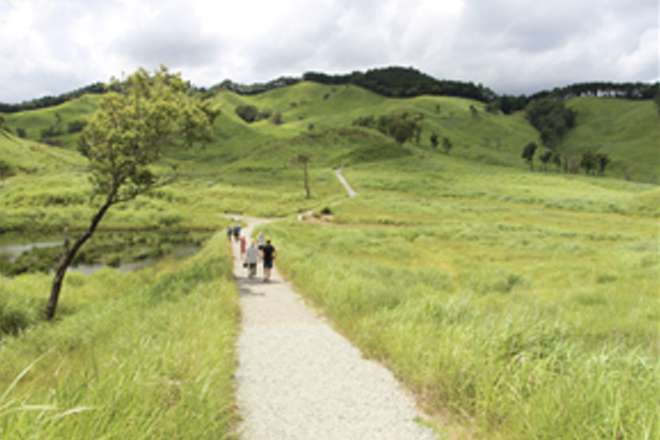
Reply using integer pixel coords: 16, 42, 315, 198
258, 154, 659, 439
0, 233, 239, 439
1, 80, 658, 439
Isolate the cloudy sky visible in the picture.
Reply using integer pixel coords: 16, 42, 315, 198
0, 0, 658, 102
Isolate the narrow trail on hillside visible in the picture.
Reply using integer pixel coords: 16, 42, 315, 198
230, 216, 436, 440
335, 168, 358, 198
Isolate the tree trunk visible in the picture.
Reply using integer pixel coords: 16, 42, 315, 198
303, 162, 310, 199
45, 193, 115, 320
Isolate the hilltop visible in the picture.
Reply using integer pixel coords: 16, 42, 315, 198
3, 79, 658, 183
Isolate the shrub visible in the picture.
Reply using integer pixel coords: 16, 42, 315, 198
0, 160, 14, 179
235, 104, 259, 123
271, 112, 284, 125
67, 119, 87, 133
525, 98, 577, 147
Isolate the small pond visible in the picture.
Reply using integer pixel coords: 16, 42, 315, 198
0, 231, 208, 277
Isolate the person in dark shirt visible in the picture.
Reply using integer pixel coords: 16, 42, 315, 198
261, 239, 276, 282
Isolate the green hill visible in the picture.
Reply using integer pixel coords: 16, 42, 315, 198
1, 77, 658, 439
560, 97, 660, 183
3, 81, 658, 184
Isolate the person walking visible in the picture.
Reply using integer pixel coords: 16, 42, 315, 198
245, 240, 259, 279
239, 233, 247, 259
226, 226, 233, 241
233, 224, 241, 242
257, 232, 265, 249
261, 239, 276, 282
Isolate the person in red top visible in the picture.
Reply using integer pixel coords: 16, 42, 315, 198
239, 234, 247, 259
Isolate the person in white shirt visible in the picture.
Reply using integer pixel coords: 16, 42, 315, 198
245, 241, 259, 279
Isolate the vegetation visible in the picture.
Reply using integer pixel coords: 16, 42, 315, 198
525, 98, 577, 147
0, 160, 14, 179
442, 136, 452, 154
261, 155, 659, 439
0, 82, 105, 113
353, 113, 422, 145
429, 132, 438, 149
521, 142, 537, 169
235, 104, 259, 122
0, 234, 239, 438
304, 66, 496, 102
1, 74, 658, 439
46, 67, 216, 320
290, 154, 311, 199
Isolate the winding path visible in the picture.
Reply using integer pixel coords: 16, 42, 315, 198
335, 168, 358, 198
232, 217, 436, 440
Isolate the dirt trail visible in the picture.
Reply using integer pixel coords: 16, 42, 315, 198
335, 168, 357, 198
231, 216, 436, 440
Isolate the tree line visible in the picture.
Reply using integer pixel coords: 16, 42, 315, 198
2, 68, 658, 116
521, 142, 611, 176
490, 81, 660, 115
304, 67, 497, 102
0, 82, 106, 113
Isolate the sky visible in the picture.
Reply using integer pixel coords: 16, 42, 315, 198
0, 0, 658, 103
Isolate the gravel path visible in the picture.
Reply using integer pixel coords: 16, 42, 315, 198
335, 168, 358, 198
233, 218, 436, 440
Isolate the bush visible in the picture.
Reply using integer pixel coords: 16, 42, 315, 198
0, 160, 14, 179
320, 207, 333, 215
526, 98, 577, 147
271, 112, 284, 125
235, 104, 259, 123
67, 120, 87, 133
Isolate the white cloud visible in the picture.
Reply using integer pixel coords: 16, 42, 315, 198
0, 0, 657, 102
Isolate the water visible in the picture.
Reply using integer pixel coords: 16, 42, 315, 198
0, 234, 201, 275
0, 241, 62, 262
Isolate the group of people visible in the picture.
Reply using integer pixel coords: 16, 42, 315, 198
227, 224, 276, 282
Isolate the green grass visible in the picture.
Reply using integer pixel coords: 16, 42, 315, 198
258, 152, 659, 439
560, 97, 660, 183
0, 233, 239, 438
1, 80, 658, 439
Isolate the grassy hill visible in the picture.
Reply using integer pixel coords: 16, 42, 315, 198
560, 97, 660, 183
1, 80, 658, 439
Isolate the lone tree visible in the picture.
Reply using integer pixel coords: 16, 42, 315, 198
539, 150, 553, 171
655, 92, 660, 115
552, 152, 562, 171
521, 142, 538, 170
580, 151, 597, 175
45, 67, 216, 320
469, 105, 479, 118
0, 115, 6, 133
430, 132, 439, 150
595, 153, 610, 175
442, 137, 453, 154
290, 154, 311, 199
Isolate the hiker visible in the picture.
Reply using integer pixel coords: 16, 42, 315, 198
233, 224, 241, 242
226, 226, 233, 241
257, 232, 265, 249
261, 239, 276, 282
245, 240, 259, 279
239, 233, 247, 259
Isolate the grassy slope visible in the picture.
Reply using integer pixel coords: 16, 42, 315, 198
1, 82, 659, 438
0, 234, 239, 439
3, 94, 101, 147
263, 154, 659, 439
560, 97, 660, 183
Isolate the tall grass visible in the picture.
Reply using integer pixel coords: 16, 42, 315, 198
0, 234, 239, 439
261, 156, 659, 439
